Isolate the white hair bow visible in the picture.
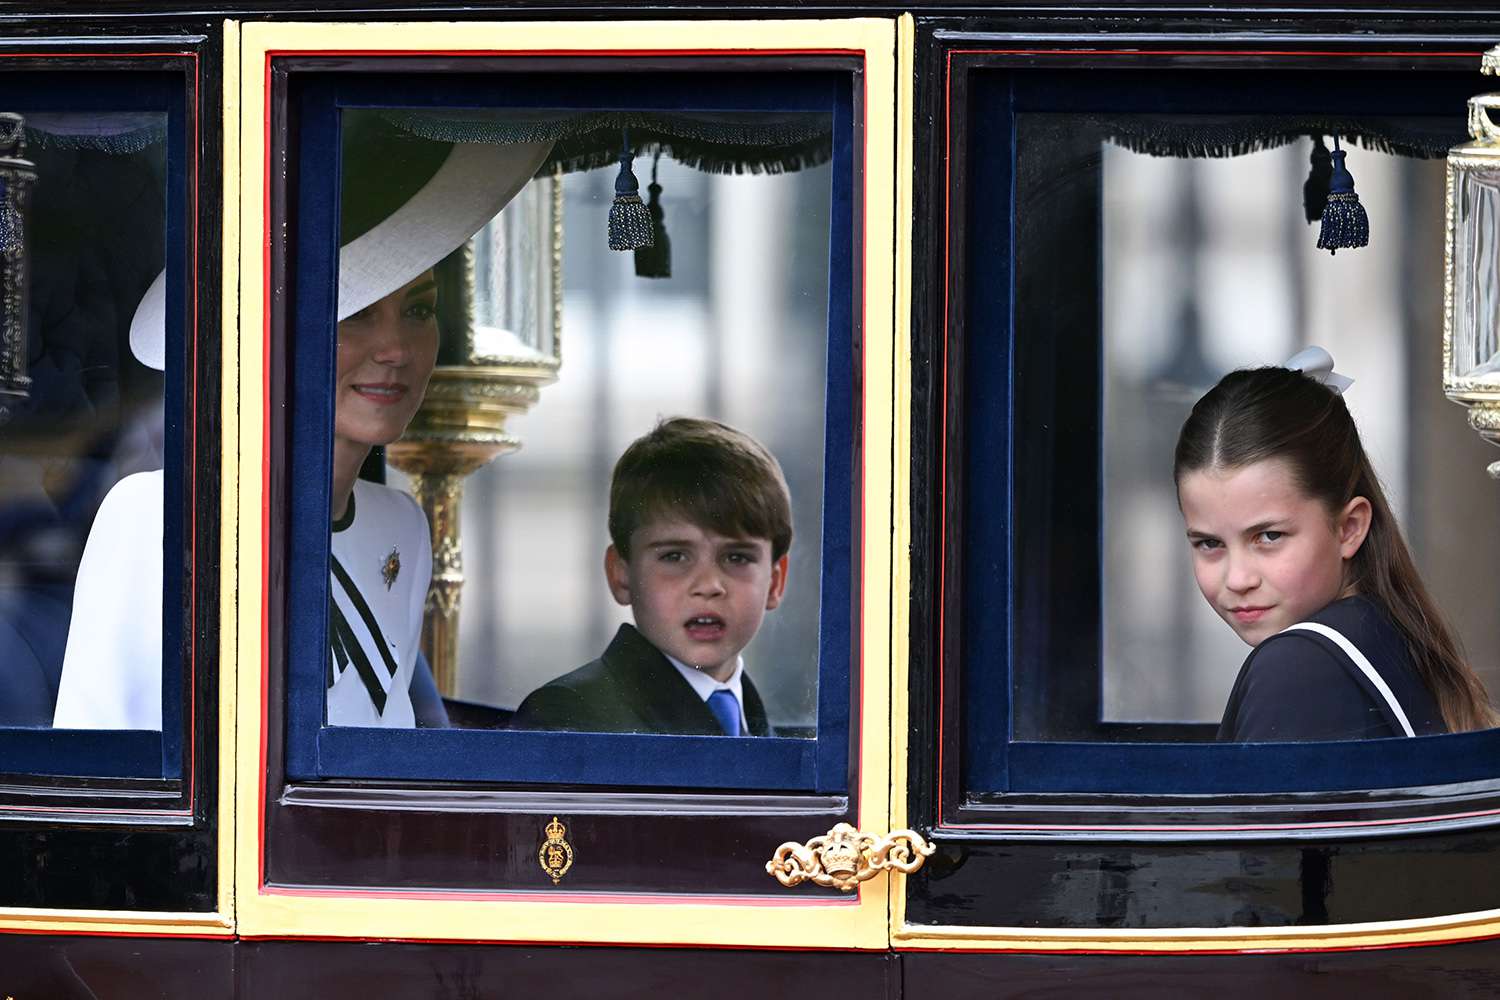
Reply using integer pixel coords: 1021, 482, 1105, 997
1284, 345, 1353, 394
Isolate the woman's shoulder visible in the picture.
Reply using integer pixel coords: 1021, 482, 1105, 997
350, 479, 427, 533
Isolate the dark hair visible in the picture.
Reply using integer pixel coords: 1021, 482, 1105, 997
609, 417, 794, 562
1174, 366, 1495, 733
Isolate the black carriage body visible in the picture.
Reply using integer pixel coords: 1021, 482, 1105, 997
3, 3, 1500, 997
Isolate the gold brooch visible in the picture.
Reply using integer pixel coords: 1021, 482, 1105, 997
539, 816, 574, 884
380, 546, 401, 590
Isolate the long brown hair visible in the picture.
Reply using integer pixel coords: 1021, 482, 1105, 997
1174, 366, 1496, 732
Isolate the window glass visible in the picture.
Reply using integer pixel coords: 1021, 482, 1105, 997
424, 155, 828, 738
1099, 136, 1500, 729
285, 73, 852, 790
1006, 111, 1500, 744
957, 69, 1500, 796
0, 95, 181, 778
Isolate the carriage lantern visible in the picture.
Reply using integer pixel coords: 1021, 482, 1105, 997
1444, 47, 1500, 478
0, 112, 36, 422
384, 170, 562, 696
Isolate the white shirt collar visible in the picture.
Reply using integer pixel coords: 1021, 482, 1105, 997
666, 653, 748, 732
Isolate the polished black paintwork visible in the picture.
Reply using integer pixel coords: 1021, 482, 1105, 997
11, 933, 1500, 998
901, 946, 1500, 1000
905, 828, 1500, 928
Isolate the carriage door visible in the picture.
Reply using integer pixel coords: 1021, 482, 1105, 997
227, 15, 908, 973
894, 15, 1500, 991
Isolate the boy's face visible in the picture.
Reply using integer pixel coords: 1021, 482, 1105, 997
605, 517, 789, 683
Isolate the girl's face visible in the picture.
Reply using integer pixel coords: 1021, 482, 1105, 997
334, 271, 439, 451
1177, 457, 1371, 647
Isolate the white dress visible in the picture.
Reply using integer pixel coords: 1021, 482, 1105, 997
52, 474, 430, 730
326, 479, 431, 727
52, 470, 164, 729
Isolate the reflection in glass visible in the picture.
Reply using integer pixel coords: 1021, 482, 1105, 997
1, 112, 167, 730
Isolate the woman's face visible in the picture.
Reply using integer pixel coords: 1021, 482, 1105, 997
334, 271, 439, 450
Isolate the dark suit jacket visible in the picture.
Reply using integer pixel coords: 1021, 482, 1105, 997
510, 623, 772, 736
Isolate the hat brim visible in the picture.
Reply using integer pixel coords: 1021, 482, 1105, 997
337, 139, 552, 322
130, 138, 553, 370
129, 269, 167, 371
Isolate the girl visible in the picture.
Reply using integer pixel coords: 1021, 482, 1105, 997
1174, 353, 1496, 742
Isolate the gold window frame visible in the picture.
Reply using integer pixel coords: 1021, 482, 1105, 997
229, 16, 904, 948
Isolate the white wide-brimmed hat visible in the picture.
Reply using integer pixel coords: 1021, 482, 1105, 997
130, 134, 552, 371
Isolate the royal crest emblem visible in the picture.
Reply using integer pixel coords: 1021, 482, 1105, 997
380, 546, 401, 590
538, 816, 574, 884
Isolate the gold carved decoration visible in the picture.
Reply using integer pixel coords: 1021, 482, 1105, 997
765, 823, 935, 892
385, 364, 555, 694
538, 816, 575, 884
1482, 43, 1500, 76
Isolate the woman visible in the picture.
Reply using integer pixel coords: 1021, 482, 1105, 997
52, 118, 550, 729
323, 270, 439, 727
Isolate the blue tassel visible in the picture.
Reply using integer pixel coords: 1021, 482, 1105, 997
1317, 137, 1368, 255
608, 130, 653, 252
633, 153, 671, 279
0, 177, 15, 256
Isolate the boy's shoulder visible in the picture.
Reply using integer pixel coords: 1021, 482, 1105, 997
510, 624, 675, 733
510, 624, 770, 735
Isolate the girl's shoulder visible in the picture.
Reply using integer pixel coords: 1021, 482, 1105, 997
1223, 597, 1444, 740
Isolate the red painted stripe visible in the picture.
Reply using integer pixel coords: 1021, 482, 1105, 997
261, 883, 856, 906
892, 927, 1500, 956
955, 49, 1481, 58
0, 926, 232, 940
266, 48, 864, 59
258, 48, 274, 891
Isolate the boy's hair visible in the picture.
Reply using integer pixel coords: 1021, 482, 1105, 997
609, 417, 794, 562
1174, 366, 1496, 733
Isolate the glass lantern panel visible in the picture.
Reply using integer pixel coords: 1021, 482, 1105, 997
1452, 165, 1500, 383
471, 175, 557, 364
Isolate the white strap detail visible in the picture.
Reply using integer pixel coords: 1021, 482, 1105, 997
1281, 622, 1416, 737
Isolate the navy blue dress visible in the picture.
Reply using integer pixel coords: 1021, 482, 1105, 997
1217, 596, 1447, 742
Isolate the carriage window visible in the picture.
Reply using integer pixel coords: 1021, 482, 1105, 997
284, 72, 852, 790
956, 69, 1500, 796
0, 76, 186, 780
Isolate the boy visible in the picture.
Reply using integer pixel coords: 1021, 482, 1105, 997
511, 417, 792, 736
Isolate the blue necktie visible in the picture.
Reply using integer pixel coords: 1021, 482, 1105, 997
706, 689, 742, 737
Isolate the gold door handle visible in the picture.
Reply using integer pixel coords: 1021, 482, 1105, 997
765, 823, 935, 892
